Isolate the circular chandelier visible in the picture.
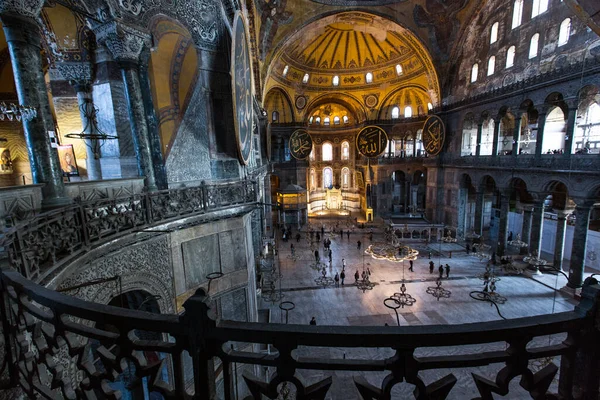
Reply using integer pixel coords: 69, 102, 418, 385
391, 283, 417, 307
65, 99, 118, 159
508, 233, 528, 248
315, 266, 335, 288
365, 243, 419, 262
355, 274, 375, 292
523, 254, 547, 268
479, 265, 501, 284
0, 102, 36, 122
442, 228, 457, 243
426, 278, 451, 301
471, 240, 492, 261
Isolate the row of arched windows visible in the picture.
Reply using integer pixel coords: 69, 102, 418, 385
308, 115, 349, 125
512, 0, 550, 29
310, 167, 352, 190
282, 64, 404, 86
391, 103, 433, 119
309, 141, 351, 161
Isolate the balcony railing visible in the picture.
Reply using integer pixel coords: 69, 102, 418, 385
1, 180, 258, 284
442, 154, 600, 172
0, 267, 599, 399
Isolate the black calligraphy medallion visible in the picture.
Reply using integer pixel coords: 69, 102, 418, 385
231, 12, 254, 165
289, 129, 313, 160
422, 115, 445, 156
356, 125, 388, 158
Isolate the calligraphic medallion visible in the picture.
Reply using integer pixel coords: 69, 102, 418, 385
356, 125, 388, 158
231, 12, 254, 165
422, 115, 445, 156
289, 129, 313, 160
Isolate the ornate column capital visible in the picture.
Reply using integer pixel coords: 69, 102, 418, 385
556, 209, 573, 219
0, 0, 44, 19
93, 20, 150, 65
55, 62, 93, 92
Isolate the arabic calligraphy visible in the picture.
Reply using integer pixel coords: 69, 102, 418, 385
422, 115, 445, 156
356, 126, 388, 158
289, 129, 313, 160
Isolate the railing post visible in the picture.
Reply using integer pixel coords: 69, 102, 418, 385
181, 288, 218, 399
201, 181, 208, 211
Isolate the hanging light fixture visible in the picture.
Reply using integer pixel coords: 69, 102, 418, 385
388, 260, 416, 307
65, 98, 118, 159
426, 278, 451, 301
355, 251, 375, 292
0, 102, 37, 122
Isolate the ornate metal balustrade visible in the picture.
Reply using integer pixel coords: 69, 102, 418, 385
0, 269, 599, 399
440, 154, 600, 172
1, 180, 258, 283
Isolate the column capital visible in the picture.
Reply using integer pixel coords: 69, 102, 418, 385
555, 209, 573, 219
0, 0, 44, 19
94, 20, 151, 65
55, 62, 93, 92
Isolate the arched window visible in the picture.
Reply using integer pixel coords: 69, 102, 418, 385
283, 65, 289, 76
506, 46, 515, 68
471, 63, 479, 83
529, 33, 539, 58
332, 75, 340, 86
532, 0, 548, 18
324, 117, 330, 126
342, 168, 350, 189
512, 0, 523, 29
487, 56, 496, 76
272, 111, 279, 122
404, 106, 413, 118
315, 117, 321, 125
558, 18, 571, 46
302, 73, 310, 83
490, 22, 499, 44
365, 72, 373, 83
310, 169, 316, 190
323, 167, 333, 189
343, 115, 349, 124
391, 106, 400, 119
427, 102, 433, 111
334, 116, 340, 125
309, 116, 314, 124
341, 141, 350, 160
396, 64, 403, 75
322, 143, 333, 161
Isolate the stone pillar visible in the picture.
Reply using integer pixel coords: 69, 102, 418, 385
0, 6, 69, 208
529, 201, 545, 257
512, 113, 522, 157
56, 62, 102, 180
563, 106, 577, 156
553, 210, 570, 271
567, 203, 592, 289
474, 190, 485, 235
521, 206, 533, 255
475, 121, 483, 156
497, 192, 510, 256
95, 21, 157, 192
535, 111, 547, 159
138, 48, 167, 190
491, 118, 500, 157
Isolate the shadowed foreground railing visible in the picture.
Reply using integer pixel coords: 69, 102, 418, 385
2, 180, 257, 284
0, 269, 599, 399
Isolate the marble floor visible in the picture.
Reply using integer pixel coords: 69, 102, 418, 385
253, 217, 592, 399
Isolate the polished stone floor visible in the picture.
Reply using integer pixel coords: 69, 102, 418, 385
255, 217, 590, 399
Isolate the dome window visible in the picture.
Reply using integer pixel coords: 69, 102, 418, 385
332, 76, 340, 86
396, 64, 403, 76
404, 106, 413, 118
315, 117, 321, 125
334, 116, 340, 125
391, 106, 400, 119
324, 117, 330, 126
427, 102, 433, 111
309, 116, 314, 124
343, 115, 349, 124
365, 72, 373, 83
283, 65, 289, 76
302, 73, 310, 83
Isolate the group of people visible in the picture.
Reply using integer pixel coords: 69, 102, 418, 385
428, 260, 451, 278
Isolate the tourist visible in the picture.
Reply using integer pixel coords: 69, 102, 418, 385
357, 240, 361, 250
369, 232, 373, 242
445, 264, 450, 278
466, 243, 470, 254
342, 258, 346, 269
354, 270, 359, 283
340, 270, 345, 285
429, 261, 434, 274
340, 229, 344, 238
329, 251, 332, 263
409, 259, 414, 272
347, 230, 350, 239
367, 267, 371, 277
296, 233, 301, 242
334, 273, 340, 287
438, 264, 444, 278
321, 226, 325, 236
310, 317, 317, 325
315, 250, 319, 262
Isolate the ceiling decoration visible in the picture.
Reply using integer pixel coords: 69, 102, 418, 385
310, 0, 406, 4
379, 86, 432, 119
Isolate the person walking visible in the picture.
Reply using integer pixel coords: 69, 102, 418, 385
342, 258, 346, 269
310, 317, 317, 325
438, 264, 444, 278
357, 240, 362, 250
340, 270, 345, 285
409, 259, 414, 272
296, 233, 301, 242
329, 251, 332, 263
321, 226, 325, 236
347, 230, 350, 239
466, 243, 470, 254
429, 261, 434, 274
445, 264, 450, 278
354, 270, 360, 283
334, 273, 340, 287
340, 229, 344, 238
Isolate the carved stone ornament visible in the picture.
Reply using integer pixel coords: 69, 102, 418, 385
0, 0, 44, 18
94, 20, 151, 63
55, 62, 93, 87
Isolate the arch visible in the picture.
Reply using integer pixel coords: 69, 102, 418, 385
529, 33, 540, 59
378, 85, 432, 119
542, 106, 567, 154
323, 167, 333, 189
480, 175, 498, 192
505, 46, 516, 68
341, 141, 350, 160
264, 87, 295, 123
459, 173, 474, 189
542, 180, 571, 210
461, 113, 477, 156
304, 92, 367, 123
558, 18, 571, 46
575, 87, 600, 154
322, 142, 333, 161
413, 170, 426, 185
541, 179, 572, 199
490, 22, 499, 44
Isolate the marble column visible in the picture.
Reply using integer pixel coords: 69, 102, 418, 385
491, 118, 500, 157
95, 21, 157, 192
534, 111, 547, 159
0, 9, 69, 207
138, 48, 167, 190
474, 190, 485, 235
563, 106, 577, 156
567, 203, 592, 289
497, 192, 510, 256
521, 207, 533, 255
529, 202, 545, 257
56, 62, 102, 180
475, 121, 483, 157
553, 210, 570, 271
512, 113, 522, 157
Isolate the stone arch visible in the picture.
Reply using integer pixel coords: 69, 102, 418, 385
264, 87, 295, 123
304, 92, 367, 123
